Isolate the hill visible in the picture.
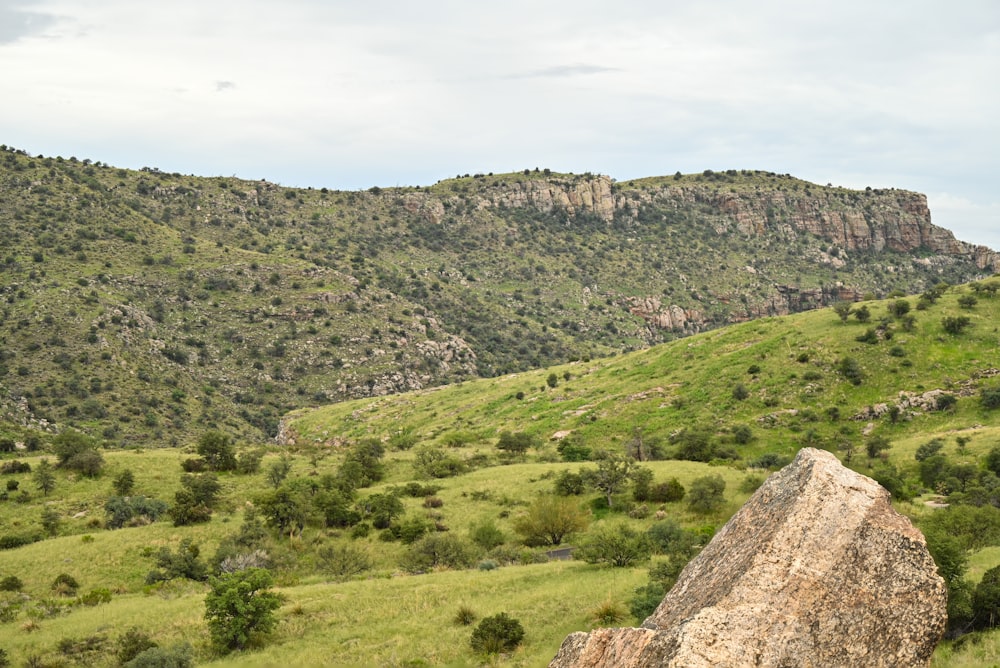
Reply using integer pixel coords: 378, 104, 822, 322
1, 284, 999, 666
1, 145, 997, 445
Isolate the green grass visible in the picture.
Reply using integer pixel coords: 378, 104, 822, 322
2, 285, 1000, 665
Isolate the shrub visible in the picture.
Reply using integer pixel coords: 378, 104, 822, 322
513, 495, 589, 547
124, 642, 194, 667
942, 316, 972, 335
52, 572, 80, 596
79, 587, 112, 606
453, 605, 477, 626
837, 357, 863, 385
982, 386, 1000, 411
732, 383, 750, 401
470, 520, 506, 551
106, 495, 168, 529
0, 575, 23, 591
470, 613, 525, 655
196, 431, 237, 471
400, 534, 476, 573
576, 522, 652, 567
590, 597, 629, 626
0, 460, 30, 474
117, 628, 158, 665
687, 475, 726, 514
317, 543, 372, 580
205, 568, 282, 653
647, 478, 685, 503
554, 469, 587, 496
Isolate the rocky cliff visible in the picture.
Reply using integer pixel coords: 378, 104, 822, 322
549, 448, 947, 667
476, 172, 999, 272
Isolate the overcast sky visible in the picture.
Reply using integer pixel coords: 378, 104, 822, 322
3, 0, 998, 250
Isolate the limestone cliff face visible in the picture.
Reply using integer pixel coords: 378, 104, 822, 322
549, 448, 947, 668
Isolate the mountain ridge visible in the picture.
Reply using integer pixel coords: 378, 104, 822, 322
0, 146, 995, 444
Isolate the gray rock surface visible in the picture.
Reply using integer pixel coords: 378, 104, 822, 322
550, 447, 947, 667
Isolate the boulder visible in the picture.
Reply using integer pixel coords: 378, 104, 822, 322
549, 448, 946, 667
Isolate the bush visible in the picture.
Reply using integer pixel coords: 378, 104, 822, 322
106, 495, 168, 529
576, 522, 652, 567
205, 568, 282, 653
124, 643, 194, 667
554, 469, 587, 496
982, 386, 1000, 411
453, 605, 477, 626
317, 543, 372, 580
0, 460, 30, 474
589, 597, 628, 626
837, 357, 863, 385
52, 572, 80, 596
470, 613, 525, 655
648, 478, 685, 503
470, 520, 506, 551
942, 316, 972, 335
556, 437, 592, 461
400, 534, 476, 573
196, 431, 237, 472
732, 383, 750, 401
117, 627, 158, 664
687, 475, 726, 514
0, 575, 23, 591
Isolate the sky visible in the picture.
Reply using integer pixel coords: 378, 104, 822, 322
2, 0, 998, 250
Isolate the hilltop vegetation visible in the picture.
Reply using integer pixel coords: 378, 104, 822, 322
0, 145, 995, 445
2, 284, 1000, 665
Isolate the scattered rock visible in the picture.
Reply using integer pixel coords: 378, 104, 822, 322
549, 448, 946, 667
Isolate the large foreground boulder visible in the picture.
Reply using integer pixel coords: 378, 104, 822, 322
550, 448, 947, 667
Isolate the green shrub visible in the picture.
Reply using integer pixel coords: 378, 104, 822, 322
0, 575, 23, 591
470, 613, 525, 655
205, 568, 282, 653
52, 572, 80, 596
453, 605, 477, 626
400, 534, 476, 573
124, 642, 194, 667
647, 478, 685, 503
982, 386, 1000, 411
117, 627, 158, 664
687, 475, 726, 514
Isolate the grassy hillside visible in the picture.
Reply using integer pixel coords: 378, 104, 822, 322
1, 283, 999, 666
1, 145, 993, 445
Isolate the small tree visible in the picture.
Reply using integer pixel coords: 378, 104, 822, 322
942, 316, 972, 335
853, 305, 871, 323
496, 431, 535, 458
958, 295, 978, 310
832, 301, 853, 323
974, 564, 1000, 629
546, 373, 558, 388
587, 452, 634, 508
865, 435, 891, 460
470, 613, 525, 655
513, 495, 589, 546
204, 568, 282, 653
33, 458, 56, 496
196, 431, 237, 472
112, 469, 135, 497
687, 475, 726, 514
576, 522, 652, 567
888, 299, 910, 318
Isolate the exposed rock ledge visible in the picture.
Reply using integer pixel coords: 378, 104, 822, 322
549, 448, 946, 667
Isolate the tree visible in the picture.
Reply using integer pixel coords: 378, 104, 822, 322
853, 305, 871, 323
888, 299, 910, 318
958, 295, 978, 309
576, 522, 652, 567
496, 431, 536, 458
687, 475, 726, 514
587, 452, 634, 508
204, 568, 282, 653
671, 427, 716, 462
865, 435, 891, 460
546, 373, 558, 388
33, 458, 55, 496
837, 357, 863, 385
941, 316, 972, 335
513, 495, 589, 546
113, 469, 135, 497
266, 457, 292, 488
41, 506, 61, 536
257, 484, 314, 538
399, 534, 476, 573
52, 431, 104, 477
196, 431, 237, 472
974, 564, 1000, 629
832, 301, 853, 323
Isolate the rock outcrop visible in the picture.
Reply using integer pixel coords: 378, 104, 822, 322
549, 448, 947, 667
